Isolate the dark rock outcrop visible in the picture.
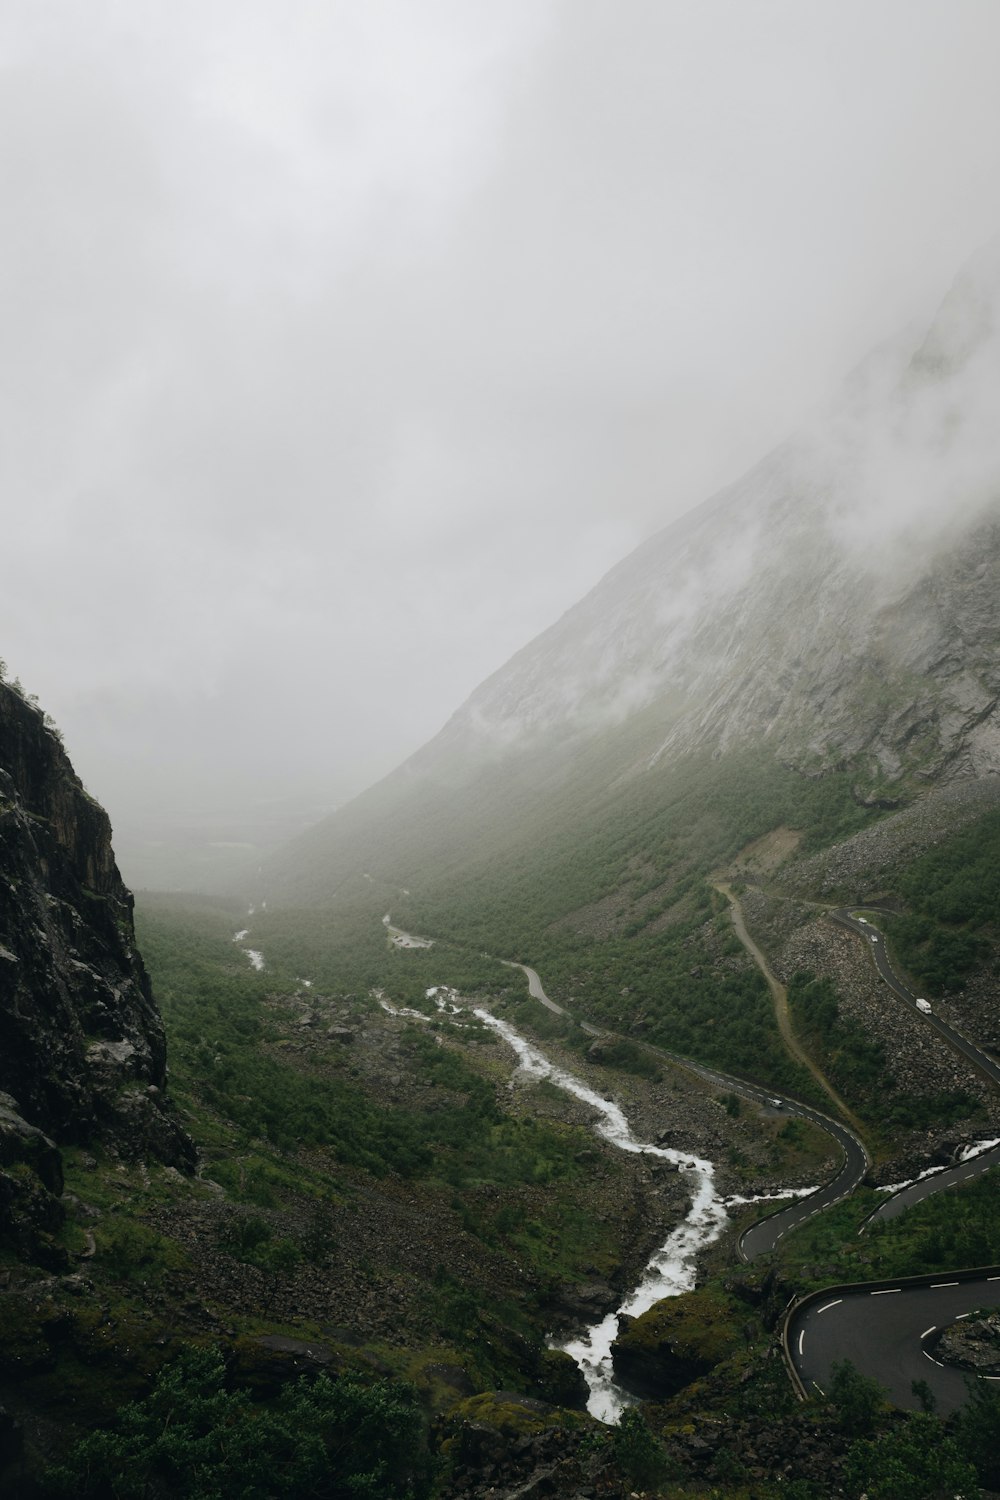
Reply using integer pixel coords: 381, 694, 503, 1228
610, 1286, 742, 1401
934, 1310, 1000, 1374
0, 681, 194, 1197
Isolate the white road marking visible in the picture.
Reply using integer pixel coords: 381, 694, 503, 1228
870, 1288, 900, 1295
921, 1326, 936, 1339
931, 1282, 959, 1288
798, 1331, 805, 1355
817, 1300, 842, 1314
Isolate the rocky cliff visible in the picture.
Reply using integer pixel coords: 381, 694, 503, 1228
0, 679, 193, 1259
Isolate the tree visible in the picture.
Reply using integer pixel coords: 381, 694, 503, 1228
43, 1345, 434, 1500
828, 1358, 886, 1435
952, 1378, 1000, 1490
845, 1413, 978, 1500
910, 1377, 936, 1413
611, 1407, 672, 1488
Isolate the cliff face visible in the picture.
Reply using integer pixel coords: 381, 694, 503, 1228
0, 681, 194, 1175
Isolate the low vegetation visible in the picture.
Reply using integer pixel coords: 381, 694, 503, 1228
883, 808, 1000, 993
10, 738, 1000, 1496
43, 1347, 435, 1500
787, 970, 978, 1133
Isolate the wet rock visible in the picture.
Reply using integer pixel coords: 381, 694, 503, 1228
0, 681, 195, 1171
549, 1281, 619, 1322
228, 1334, 340, 1397
611, 1288, 741, 1401
506, 1466, 558, 1498
0, 1094, 63, 1195
421, 1362, 476, 1398
934, 1310, 1000, 1373
534, 1349, 588, 1411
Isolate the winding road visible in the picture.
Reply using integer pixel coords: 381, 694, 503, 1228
829, 907, 1000, 1094
863, 1141, 1000, 1228
779, 907, 1000, 1410
788, 1269, 1000, 1412
510, 908, 1000, 1412
397, 906, 1000, 1413
503, 959, 871, 1261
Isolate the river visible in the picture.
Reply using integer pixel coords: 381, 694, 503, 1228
379, 980, 731, 1423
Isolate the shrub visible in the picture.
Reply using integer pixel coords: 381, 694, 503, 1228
43, 1345, 434, 1499
845, 1413, 977, 1500
827, 1359, 886, 1435
610, 1408, 672, 1487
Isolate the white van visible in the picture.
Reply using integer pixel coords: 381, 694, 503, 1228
915, 998, 932, 1014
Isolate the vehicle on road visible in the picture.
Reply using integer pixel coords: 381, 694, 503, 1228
916, 998, 932, 1014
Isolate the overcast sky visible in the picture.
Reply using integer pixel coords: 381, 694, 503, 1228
3, 0, 1000, 879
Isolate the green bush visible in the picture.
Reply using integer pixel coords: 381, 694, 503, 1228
43, 1345, 434, 1499
827, 1359, 886, 1435
952, 1378, 1000, 1489
845, 1413, 977, 1500
610, 1407, 673, 1488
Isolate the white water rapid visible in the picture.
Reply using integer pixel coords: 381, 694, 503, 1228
379, 983, 731, 1423
232, 928, 265, 971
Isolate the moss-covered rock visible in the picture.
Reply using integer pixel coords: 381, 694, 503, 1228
452, 1389, 560, 1436
611, 1285, 743, 1400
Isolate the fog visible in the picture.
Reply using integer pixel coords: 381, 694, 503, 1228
3, 1, 1000, 887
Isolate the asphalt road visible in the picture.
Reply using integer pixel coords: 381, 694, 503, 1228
865, 1140, 1000, 1227
736, 1108, 867, 1260
829, 907, 1000, 1223
830, 907, 1000, 1091
506, 937, 1000, 1408
504, 957, 869, 1261
790, 1272, 1000, 1412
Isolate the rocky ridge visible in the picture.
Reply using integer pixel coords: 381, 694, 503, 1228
418, 244, 1000, 788
0, 679, 193, 1262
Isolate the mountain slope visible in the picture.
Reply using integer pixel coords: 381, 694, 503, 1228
267, 241, 1000, 916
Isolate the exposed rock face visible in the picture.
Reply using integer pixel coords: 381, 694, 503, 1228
0, 681, 194, 1175
430, 241, 1000, 792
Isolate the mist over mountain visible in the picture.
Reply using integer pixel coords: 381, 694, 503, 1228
6, 240, 1000, 1500
267, 241, 1000, 906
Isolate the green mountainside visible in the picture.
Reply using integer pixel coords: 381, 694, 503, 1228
4, 246, 1000, 1495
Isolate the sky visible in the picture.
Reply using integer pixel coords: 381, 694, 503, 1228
3, 0, 1000, 885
